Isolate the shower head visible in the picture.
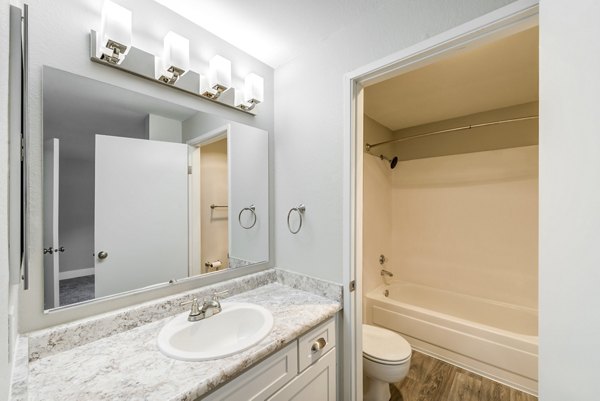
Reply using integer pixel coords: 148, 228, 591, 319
379, 154, 398, 169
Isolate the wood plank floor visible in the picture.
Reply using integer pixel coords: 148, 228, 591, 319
389, 351, 537, 401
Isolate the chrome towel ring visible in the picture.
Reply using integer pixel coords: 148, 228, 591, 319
287, 204, 306, 234
238, 205, 257, 229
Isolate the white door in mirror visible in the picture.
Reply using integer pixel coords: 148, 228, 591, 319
95, 135, 189, 298
157, 302, 273, 361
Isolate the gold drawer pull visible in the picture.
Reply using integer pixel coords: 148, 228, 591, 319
311, 337, 327, 353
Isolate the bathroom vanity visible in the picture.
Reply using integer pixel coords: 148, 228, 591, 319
203, 318, 336, 401
9, 270, 342, 400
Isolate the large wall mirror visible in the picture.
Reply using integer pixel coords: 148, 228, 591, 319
42, 67, 269, 310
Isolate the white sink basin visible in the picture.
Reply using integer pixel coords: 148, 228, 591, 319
157, 302, 274, 361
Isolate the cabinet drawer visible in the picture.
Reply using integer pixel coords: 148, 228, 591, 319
297, 318, 336, 372
201, 341, 298, 401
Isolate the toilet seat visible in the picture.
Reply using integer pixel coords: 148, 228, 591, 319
363, 324, 411, 365
363, 352, 410, 365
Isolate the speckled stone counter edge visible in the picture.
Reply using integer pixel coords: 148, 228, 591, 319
24, 284, 341, 401
8, 336, 28, 401
25, 268, 342, 362
276, 268, 343, 304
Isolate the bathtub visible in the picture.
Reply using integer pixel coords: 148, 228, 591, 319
365, 281, 538, 394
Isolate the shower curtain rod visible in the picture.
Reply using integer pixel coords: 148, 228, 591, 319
365, 115, 538, 151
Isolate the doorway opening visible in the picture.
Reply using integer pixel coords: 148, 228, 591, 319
189, 129, 230, 277
344, 2, 539, 400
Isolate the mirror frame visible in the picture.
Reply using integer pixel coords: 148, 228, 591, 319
38, 67, 271, 313
22, 70, 272, 332
16, 0, 274, 334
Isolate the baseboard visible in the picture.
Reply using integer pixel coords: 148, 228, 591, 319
59, 268, 95, 281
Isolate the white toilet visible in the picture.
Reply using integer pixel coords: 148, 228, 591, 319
363, 324, 412, 401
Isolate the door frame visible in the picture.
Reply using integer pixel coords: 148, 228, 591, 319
43, 138, 60, 308
187, 125, 230, 277
341, 1, 539, 399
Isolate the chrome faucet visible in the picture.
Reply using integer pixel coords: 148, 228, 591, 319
200, 298, 222, 319
182, 297, 203, 322
181, 290, 229, 322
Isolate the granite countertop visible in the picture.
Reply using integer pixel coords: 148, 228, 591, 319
23, 282, 341, 401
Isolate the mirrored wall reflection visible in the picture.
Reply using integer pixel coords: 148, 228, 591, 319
42, 66, 269, 310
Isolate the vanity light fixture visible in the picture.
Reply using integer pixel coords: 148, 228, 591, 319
201, 55, 231, 99
237, 73, 264, 111
199, 74, 213, 98
90, 9, 260, 115
96, 0, 132, 65
156, 31, 190, 85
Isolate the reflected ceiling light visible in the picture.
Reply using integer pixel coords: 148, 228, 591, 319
237, 73, 264, 111
201, 55, 231, 99
96, 0, 132, 65
156, 31, 190, 85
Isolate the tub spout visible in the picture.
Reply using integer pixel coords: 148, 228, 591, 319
380, 269, 393, 285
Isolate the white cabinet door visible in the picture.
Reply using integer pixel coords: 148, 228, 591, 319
268, 348, 336, 401
202, 342, 298, 401
94, 135, 188, 297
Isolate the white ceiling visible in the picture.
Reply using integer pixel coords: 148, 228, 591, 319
365, 27, 539, 131
153, 0, 389, 68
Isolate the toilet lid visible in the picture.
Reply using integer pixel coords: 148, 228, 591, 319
363, 324, 411, 363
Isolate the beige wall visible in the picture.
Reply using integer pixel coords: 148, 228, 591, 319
390, 145, 538, 308
200, 139, 229, 273
390, 102, 538, 161
362, 117, 394, 302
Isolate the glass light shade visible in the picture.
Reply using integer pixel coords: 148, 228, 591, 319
100, 0, 132, 51
161, 31, 190, 73
244, 73, 264, 104
234, 89, 243, 106
209, 55, 232, 90
200, 75, 211, 94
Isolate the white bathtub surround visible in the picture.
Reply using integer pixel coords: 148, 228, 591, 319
12, 282, 341, 401
389, 145, 538, 309
365, 282, 538, 394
